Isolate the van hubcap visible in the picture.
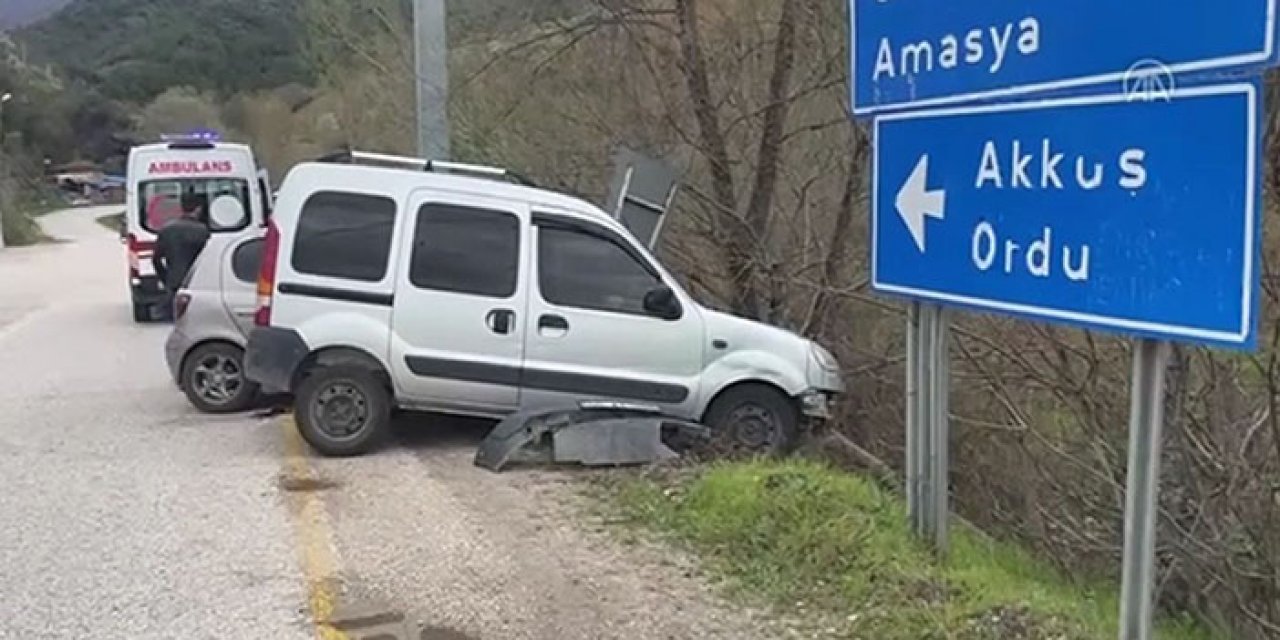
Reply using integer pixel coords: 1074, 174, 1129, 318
314, 383, 369, 438
727, 404, 778, 449
192, 354, 244, 405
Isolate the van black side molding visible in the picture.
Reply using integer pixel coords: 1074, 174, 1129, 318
277, 282, 394, 307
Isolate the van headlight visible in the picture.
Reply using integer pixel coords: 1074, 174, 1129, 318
798, 390, 833, 419
810, 342, 840, 372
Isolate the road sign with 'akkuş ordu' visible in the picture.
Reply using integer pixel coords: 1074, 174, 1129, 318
872, 83, 1261, 349
850, 0, 1277, 115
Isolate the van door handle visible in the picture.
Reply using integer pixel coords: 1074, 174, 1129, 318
486, 309, 516, 335
538, 314, 569, 337
539, 314, 569, 331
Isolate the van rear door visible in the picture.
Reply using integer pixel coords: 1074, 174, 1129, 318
129, 145, 259, 239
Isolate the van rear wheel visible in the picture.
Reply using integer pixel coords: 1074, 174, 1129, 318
295, 365, 391, 457
704, 384, 801, 456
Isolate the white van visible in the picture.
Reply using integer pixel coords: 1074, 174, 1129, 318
245, 152, 844, 457
124, 136, 272, 321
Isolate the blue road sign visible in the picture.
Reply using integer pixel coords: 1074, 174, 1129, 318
872, 83, 1261, 349
850, 0, 1276, 115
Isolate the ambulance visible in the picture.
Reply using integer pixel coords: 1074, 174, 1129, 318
123, 133, 273, 322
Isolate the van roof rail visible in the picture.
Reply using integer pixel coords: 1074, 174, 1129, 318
316, 149, 537, 187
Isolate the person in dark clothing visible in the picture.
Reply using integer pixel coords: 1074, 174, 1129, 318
152, 190, 211, 319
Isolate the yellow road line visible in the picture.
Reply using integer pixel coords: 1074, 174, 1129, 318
280, 417, 349, 640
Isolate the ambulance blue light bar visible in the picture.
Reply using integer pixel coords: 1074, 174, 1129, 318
160, 130, 221, 143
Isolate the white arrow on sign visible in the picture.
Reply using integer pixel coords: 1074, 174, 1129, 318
896, 154, 947, 252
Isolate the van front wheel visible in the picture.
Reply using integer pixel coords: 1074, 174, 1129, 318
704, 384, 801, 456
295, 365, 391, 457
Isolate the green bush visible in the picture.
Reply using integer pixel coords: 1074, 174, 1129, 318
0, 204, 42, 246
0, 174, 55, 246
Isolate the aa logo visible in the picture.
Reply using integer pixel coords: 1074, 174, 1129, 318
1123, 59, 1176, 102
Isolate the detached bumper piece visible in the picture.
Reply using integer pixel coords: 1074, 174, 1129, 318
475, 402, 711, 472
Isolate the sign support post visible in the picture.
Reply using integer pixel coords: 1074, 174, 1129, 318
1119, 339, 1172, 640
905, 302, 924, 531
906, 302, 951, 553
927, 305, 951, 554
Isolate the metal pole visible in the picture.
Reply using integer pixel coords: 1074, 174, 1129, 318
906, 302, 923, 531
0, 98, 7, 251
1119, 339, 1172, 640
906, 302, 951, 553
414, 0, 451, 160
919, 304, 938, 539
928, 306, 951, 554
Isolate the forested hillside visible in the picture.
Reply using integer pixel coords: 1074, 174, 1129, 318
11, 0, 587, 104
16, 0, 310, 102
0, 0, 72, 28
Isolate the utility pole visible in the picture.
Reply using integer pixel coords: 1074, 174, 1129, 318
0, 92, 12, 250
414, 0, 450, 160
0, 92, 11, 146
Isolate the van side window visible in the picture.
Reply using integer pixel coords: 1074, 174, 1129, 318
538, 225, 661, 315
410, 203, 520, 298
293, 192, 396, 282
231, 239, 264, 283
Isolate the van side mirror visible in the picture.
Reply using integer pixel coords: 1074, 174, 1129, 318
643, 285, 682, 320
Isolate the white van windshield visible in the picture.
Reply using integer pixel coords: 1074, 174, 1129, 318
139, 178, 251, 233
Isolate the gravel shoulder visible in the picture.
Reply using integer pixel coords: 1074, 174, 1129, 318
307, 417, 780, 639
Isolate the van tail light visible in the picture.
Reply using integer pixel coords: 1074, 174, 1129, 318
126, 233, 155, 254
126, 233, 155, 277
255, 220, 281, 327
174, 292, 192, 320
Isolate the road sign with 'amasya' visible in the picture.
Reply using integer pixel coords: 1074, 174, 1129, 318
850, 0, 1277, 115
872, 83, 1261, 348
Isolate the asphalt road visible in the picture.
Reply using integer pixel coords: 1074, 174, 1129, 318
0, 207, 770, 640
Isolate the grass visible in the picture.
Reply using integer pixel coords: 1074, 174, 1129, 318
593, 459, 1217, 640
1, 206, 45, 246
0, 188, 68, 246
26, 197, 67, 217
95, 212, 125, 233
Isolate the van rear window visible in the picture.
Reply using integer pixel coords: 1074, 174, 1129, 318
139, 179, 251, 233
292, 191, 397, 283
